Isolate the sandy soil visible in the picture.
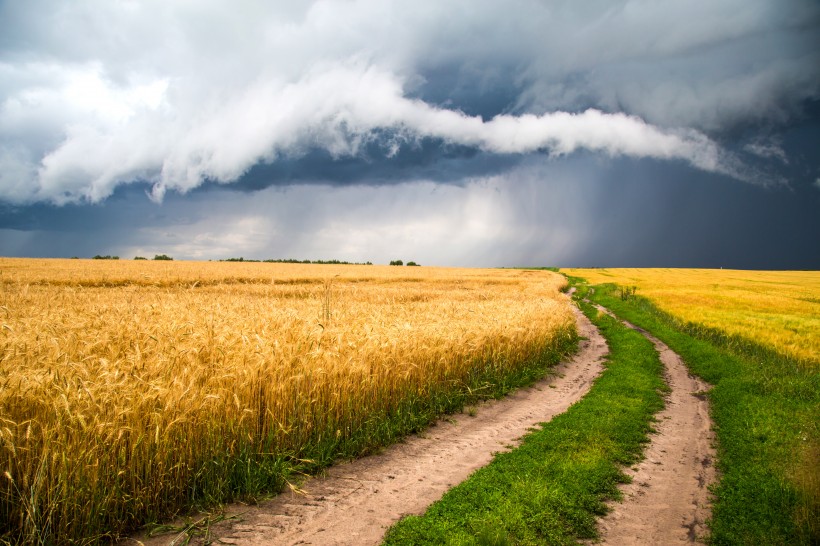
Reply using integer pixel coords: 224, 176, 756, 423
593, 305, 716, 545
134, 302, 607, 546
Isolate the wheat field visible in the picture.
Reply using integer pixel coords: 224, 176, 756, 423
563, 268, 820, 365
0, 258, 575, 544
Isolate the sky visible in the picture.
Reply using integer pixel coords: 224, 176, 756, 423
1, 0, 819, 268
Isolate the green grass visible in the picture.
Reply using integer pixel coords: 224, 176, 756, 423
383, 301, 667, 545
571, 279, 819, 545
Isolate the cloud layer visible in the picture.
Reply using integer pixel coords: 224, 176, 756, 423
1, 0, 818, 204
4, 152, 819, 269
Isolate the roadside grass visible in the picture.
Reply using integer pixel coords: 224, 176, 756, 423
571, 279, 819, 545
383, 300, 667, 545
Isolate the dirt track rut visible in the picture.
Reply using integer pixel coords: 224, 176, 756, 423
593, 305, 716, 545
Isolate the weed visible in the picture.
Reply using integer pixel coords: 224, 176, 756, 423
619, 285, 637, 300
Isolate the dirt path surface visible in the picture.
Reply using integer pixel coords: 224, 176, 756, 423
594, 305, 716, 545
136, 303, 607, 546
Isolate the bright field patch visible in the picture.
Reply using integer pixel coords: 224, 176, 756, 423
0, 259, 575, 544
562, 268, 820, 365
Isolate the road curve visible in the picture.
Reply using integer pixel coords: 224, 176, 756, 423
135, 302, 608, 546
593, 305, 716, 545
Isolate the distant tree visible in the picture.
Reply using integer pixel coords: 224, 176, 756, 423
92, 255, 119, 260
406, 261, 420, 266
255, 258, 372, 265
153, 254, 173, 261
389, 260, 403, 266
134, 256, 147, 260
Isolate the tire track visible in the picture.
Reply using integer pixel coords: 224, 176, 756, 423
593, 304, 716, 545
135, 302, 607, 546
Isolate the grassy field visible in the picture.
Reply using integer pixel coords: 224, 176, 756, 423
562, 268, 820, 365
0, 259, 576, 545
565, 271, 819, 544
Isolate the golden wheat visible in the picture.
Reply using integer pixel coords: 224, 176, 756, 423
0, 259, 575, 543
563, 268, 820, 364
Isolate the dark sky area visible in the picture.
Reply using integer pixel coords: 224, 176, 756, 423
1, 1, 819, 268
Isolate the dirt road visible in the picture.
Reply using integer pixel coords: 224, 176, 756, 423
136, 302, 608, 546
593, 306, 716, 545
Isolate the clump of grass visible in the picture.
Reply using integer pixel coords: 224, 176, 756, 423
146, 511, 242, 546
0, 259, 575, 545
384, 299, 667, 544
619, 285, 637, 300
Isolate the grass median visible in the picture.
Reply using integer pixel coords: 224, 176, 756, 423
573, 279, 819, 545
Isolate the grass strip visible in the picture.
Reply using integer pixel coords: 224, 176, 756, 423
383, 301, 667, 545
572, 279, 819, 545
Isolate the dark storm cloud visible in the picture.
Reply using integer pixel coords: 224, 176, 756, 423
228, 138, 524, 191
4, 150, 818, 268
558, 157, 820, 269
1, 1, 819, 268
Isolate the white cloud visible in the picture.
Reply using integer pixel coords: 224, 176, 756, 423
1, 62, 729, 204
744, 138, 789, 164
0, 0, 816, 204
